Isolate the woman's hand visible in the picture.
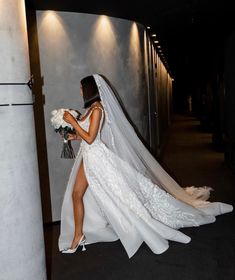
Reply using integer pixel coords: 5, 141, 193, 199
67, 133, 77, 141
67, 133, 82, 141
63, 111, 77, 126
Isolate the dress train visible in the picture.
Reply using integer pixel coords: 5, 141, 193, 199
58, 107, 233, 258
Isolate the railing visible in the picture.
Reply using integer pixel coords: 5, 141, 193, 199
0, 75, 34, 106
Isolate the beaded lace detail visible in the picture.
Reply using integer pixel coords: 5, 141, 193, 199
77, 106, 202, 229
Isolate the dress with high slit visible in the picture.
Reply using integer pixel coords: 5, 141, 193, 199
58, 106, 233, 258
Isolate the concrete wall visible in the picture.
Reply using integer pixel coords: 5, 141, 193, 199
35, 11, 149, 221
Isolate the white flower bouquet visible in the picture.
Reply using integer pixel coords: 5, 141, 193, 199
50, 108, 81, 159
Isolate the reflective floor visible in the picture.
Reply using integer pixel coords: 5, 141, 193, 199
44, 113, 235, 280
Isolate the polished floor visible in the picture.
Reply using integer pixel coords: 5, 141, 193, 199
43, 113, 235, 280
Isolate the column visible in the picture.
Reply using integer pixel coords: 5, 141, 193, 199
0, 0, 47, 279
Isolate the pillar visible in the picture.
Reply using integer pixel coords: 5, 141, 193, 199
0, 0, 47, 279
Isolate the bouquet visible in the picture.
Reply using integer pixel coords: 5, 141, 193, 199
50, 108, 81, 159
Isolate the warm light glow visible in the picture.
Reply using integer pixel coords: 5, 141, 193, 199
129, 22, 141, 61
90, 15, 116, 49
37, 10, 73, 74
154, 40, 159, 43
147, 26, 151, 29
151, 33, 157, 37
95, 15, 113, 35
129, 22, 141, 93
39, 11, 70, 46
88, 15, 117, 74
40, 11, 65, 32
19, 0, 29, 59
0, 0, 30, 81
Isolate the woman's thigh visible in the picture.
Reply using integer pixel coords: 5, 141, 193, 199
73, 158, 88, 197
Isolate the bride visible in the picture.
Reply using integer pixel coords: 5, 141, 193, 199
58, 74, 233, 258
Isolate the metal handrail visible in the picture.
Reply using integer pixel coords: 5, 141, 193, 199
0, 75, 34, 106
0, 75, 34, 90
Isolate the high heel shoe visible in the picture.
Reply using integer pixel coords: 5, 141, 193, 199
62, 234, 86, 253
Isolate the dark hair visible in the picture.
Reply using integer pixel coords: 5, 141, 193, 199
80, 75, 101, 108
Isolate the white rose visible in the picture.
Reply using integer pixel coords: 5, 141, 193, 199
50, 108, 79, 130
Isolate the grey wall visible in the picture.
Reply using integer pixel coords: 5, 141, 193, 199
35, 11, 149, 221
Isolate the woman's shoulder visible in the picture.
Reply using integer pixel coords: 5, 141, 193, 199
81, 102, 104, 122
90, 101, 104, 112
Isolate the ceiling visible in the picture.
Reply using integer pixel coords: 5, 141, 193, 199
25, 0, 235, 84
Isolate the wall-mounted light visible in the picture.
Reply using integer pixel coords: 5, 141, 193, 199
147, 26, 151, 29
151, 33, 157, 37
154, 40, 159, 44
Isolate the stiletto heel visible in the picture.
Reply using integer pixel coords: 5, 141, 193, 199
81, 240, 86, 251
62, 234, 86, 254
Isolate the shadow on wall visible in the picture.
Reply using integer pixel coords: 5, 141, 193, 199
25, 7, 52, 224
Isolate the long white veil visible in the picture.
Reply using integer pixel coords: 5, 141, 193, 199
93, 73, 212, 208
59, 73, 232, 254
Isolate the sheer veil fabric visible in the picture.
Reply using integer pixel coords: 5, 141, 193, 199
58, 73, 233, 258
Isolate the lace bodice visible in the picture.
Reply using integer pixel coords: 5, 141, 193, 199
78, 106, 104, 150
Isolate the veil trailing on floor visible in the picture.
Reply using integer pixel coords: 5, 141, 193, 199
59, 73, 232, 256
93, 73, 212, 208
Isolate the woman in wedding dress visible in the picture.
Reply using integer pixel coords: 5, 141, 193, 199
58, 74, 233, 258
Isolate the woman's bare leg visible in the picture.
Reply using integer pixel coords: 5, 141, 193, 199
70, 158, 88, 249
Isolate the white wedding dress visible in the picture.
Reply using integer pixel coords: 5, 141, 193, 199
58, 102, 233, 258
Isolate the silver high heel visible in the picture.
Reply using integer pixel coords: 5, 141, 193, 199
62, 234, 86, 253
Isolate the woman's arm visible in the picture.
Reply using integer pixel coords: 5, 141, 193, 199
63, 108, 102, 144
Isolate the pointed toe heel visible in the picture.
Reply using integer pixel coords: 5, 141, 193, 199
62, 234, 86, 254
